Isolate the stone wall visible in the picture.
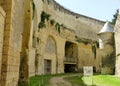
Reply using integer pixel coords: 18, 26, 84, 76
31, 0, 105, 75
0, 6, 6, 80
0, 0, 24, 86
77, 43, 102, 73
36, 24, 66, 74
0, 0, 115, 85
27, 0, 43, 76
43, 0, 105, 41
115, 11, 120, 76
28, 48, 36, 76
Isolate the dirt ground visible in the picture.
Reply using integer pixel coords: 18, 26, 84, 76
49, 75, 79, 86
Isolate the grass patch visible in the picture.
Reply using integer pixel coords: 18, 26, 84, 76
30, 75, 50, 86
92, 75, 120, 86
65, 74, 120, 86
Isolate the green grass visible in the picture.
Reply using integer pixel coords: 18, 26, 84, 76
65, 74, 120, 86
30, 75, 50, 86
92, 75, 120, 86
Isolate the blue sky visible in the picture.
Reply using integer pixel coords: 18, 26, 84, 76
55, 0, 120, 21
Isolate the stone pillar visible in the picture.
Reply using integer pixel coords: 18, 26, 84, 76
1, 0, 24, 86
56, 38, 65, 73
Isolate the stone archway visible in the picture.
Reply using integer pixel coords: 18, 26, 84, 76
64, 41, 78, 73
44, 36, 57, 74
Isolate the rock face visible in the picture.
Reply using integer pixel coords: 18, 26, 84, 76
0, 0, 115, 86
115, 10, 120, 77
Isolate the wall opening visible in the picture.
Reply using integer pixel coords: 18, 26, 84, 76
64, 64, 76, 73
64, 41, 78, 73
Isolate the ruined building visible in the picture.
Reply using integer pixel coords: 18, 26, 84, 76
0, 0, 115, 86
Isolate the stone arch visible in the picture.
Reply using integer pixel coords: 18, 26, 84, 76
45, 36, 57, 54
43, 35, 58, 74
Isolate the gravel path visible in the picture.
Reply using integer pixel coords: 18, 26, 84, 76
50, 76, 72, 86
49, 74, 79, 86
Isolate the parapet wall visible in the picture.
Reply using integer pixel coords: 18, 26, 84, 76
42, 0, 105, 40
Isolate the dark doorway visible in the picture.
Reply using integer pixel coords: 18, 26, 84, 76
44, 59, 51, 74
93, 66, 96, 73
64, 64, 76, 73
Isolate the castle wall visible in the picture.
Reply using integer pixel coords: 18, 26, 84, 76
0, 0, 115, 85
35, 18, 103, 74
31, 0, 105, 75
43, 0, 105, 40
0, 6, 6, 80
0, 0, 24, 86
115, 11, 120, 76
36, 24, 66, 74
78, 43, 102, 73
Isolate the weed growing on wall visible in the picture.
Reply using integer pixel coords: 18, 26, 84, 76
38, 11, 50, 29
38, 11, 67, 33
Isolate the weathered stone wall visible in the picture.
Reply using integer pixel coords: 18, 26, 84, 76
0, 0, 24, 86
35, 18, 103, 74
78, 43, 102, 73
0, 6, 6, 80
28, 0, 44, 76
115, 11, 120, 76
43, 0, 105, 40
0, 0, 115, 85
28, 48, 36, 76
36, 24, 67, 74
31, 0, 105, 75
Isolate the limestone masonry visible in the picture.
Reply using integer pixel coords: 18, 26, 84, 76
0, 0, 118, 86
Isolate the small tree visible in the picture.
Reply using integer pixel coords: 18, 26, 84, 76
111, 9, 119, 25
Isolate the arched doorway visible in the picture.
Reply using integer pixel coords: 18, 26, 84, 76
44, 36, 57, 74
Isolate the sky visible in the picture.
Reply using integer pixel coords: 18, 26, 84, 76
55, 0, 120, 21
